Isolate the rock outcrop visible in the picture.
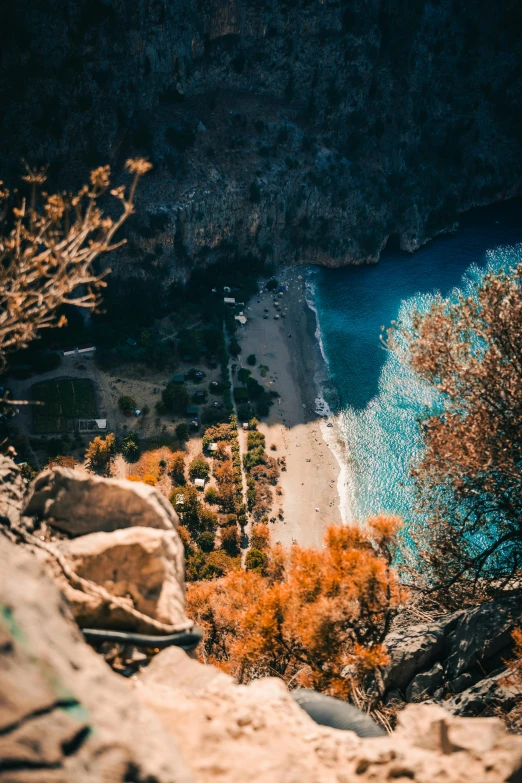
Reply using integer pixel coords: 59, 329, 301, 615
381, 595, 522, 723
0, 535, 193, 783
1, 456, 522, 782
24, 467, 177, 536
20, 464, 192, 634
1, 0, 522, 285
57, 527, 188, 630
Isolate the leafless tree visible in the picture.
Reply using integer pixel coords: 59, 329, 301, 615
0, 158, 151, 367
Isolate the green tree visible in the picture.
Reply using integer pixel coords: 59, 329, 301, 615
198, 530, 215, 553
176, 422, 190, 442
245, 548, 266, 573
121, 433, 140, 462
118, 395, 137, 414
221, 525, 241, 556
238, 367, 251, 385
170, 485, 200, 530
247, 354, 257, 366
162, 382, 189, 414
189, 456, 210, 481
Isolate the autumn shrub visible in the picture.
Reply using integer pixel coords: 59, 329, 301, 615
85, 432, 116, 473
169, 451, 186, 484
250, 523, 270, 550
0, 159, 150, 365
187, 517, 403, 704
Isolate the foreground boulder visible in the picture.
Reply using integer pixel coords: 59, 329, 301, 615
136, 646, 522, 783
56, 527, 189, 632
0, 535, 193, 783
24, 467, 177, 536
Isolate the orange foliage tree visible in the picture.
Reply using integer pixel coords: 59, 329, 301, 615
391, 265, 522, 606
187, 516, 404, 702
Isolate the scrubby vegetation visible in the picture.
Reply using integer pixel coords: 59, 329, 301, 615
188, 516, 402, 706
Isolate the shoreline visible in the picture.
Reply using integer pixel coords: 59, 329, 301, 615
236, 268, 343, 547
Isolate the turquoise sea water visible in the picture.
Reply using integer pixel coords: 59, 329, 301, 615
310, 200, 522, 525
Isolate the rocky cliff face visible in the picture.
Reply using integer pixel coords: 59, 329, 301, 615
1, 456, 522, 782
1, 0, 522, 285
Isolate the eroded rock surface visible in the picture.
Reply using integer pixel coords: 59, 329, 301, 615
136, 646, 522, 783
24, 467, 177, 536
57, 526, 188, 631
0, 536, 193, 783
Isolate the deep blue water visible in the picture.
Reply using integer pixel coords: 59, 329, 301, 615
311, 199, 522, 524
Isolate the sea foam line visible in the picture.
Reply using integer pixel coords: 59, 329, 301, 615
304, 271, 351, 525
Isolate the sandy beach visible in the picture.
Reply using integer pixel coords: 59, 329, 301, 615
236, 270, 342, 547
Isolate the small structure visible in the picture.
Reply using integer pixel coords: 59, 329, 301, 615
126, 338, 137, 347
208, 442, 218, 453
194, 478, 206, 490
223, 286, 231, 293
133, 410, 141, 417
171, 374, 186, 383
63, 345, 96, 356
186, 406, 199, 416
224, 297, 236, 304
242, 422, 249, 431
234, 314, 247, 326
78, 419, 107, 432
175, 495, 185, 505
77, 344, 96, 354
182, 354, 194, 362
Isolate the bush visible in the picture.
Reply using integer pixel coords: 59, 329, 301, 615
245, 548, 266, 573
118, 395, 137, 415
198, 531, 215, 553
266, 278, 278, 291
247, 354, 257, 366
250, 523, 270, 550
169, 451, 186, 484
248, 417, 259, 430
175, 422, 190, 442
189, 456, 210, 481
204, 486, 219, 505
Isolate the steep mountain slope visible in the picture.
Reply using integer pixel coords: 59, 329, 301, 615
1, 0, 522, 283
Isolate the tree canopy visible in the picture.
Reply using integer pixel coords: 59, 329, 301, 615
187, 517, 403, 701
393, 265, 522, 606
